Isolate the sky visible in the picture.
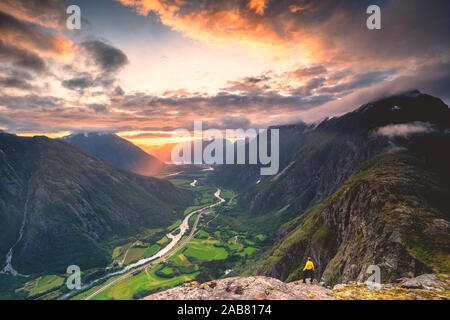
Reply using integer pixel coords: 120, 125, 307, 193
0, 0, 449, 152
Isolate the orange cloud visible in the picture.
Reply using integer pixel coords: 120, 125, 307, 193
115, 0, 323, 64
248, 0, 270, 15
0, 0, 66, 29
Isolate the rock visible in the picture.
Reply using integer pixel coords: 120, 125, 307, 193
400, 274, 444, 290
408, 292, 426, 300
143, 276, 337, 300
333, 284, 347, 290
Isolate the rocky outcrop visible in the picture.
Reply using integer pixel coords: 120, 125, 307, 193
400, 274, 445, 290
143, 276, 336, 300
144, 274, 450, 300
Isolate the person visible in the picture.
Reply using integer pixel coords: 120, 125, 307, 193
302, 257, 315, 284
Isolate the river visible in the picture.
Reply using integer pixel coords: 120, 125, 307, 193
60, 188, 224, 300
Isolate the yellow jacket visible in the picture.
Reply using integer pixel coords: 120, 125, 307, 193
303, 261, 314, 271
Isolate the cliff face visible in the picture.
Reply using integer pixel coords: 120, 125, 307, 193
257, 153, 450, 284
0, 133, 193, 274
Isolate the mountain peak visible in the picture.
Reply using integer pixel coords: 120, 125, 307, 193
61, 131, 117, 140
60, 131, 167, 176
316, 91, 450, 134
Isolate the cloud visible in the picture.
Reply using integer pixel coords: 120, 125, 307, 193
0, 39, 46, 72
0, 0, 66, 29
0, 76, 34, 90
375, 122, 434, 138
81, 40, 129, 74
215, 115, 252, 130
61, 74, 95, 91
296, 61, 450, 123
116, 0, 450, 67
285, 65, 328, 80
318, 70, 397, 95
0, 10, 73, 59
88, 103, 109, 113
0, 94, 64, 109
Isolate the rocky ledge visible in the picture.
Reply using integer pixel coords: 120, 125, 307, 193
143, 274, 450, 300
143, 276, 336, 300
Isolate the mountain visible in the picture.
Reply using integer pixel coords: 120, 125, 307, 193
213, 91, 450, 219
0, 133, 193, 274
212, 90, 449, 284
61, 132, 167, 176
257, 152, 450, 284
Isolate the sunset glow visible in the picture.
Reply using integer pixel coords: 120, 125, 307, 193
0, 0, 449, 151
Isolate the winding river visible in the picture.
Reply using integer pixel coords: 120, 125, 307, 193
60, 188, 224, 300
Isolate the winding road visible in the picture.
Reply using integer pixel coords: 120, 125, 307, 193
80, 188, 225, 300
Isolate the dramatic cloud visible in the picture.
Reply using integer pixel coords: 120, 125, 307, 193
1, 0, 449, 151
81, 40, 129, 74
116, 0, 450, 67
0, 40, 46, 72
0, 0, 66, 29
61, 74, 95, 91
0, 10, 73, 59
0, 76, 34, 90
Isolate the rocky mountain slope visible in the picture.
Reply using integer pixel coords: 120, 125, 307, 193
257, 152, 449, 284
213, 91, 450, 221
211, 91, 450, 286
0, 133, 193, 274
61, 132, 167, 176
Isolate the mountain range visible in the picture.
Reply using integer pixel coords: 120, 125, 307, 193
61, 132, 168, 176
0, 90, 448, 297
0, 134, 193, 274
211, 90, 450, 284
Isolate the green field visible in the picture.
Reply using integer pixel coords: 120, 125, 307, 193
91, 268, 199, 300
183, 238, 229, 261
160, 266, 175, 275
64, 172, 266, 300
237, 247, 258, 256
157, 236, 169, 245
18, 275, 65, 298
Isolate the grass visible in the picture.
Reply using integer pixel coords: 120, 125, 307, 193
157, 236, 169, 245
184, 238, 228, 261
160, 267, 175, 275
237, 247, 258, 256
14, 274, 65, 299
330, 283, 450, 300
167, 219, 182, 231
169, 253, 191, 267
123, 248, 147, 264
90, 268, 199, 300
143, 244, 161, 258
30, 275, 65, 297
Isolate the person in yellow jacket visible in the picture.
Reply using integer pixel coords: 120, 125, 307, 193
302, 257, 315, 284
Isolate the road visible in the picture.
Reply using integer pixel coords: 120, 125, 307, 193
83, 188, 225, 300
